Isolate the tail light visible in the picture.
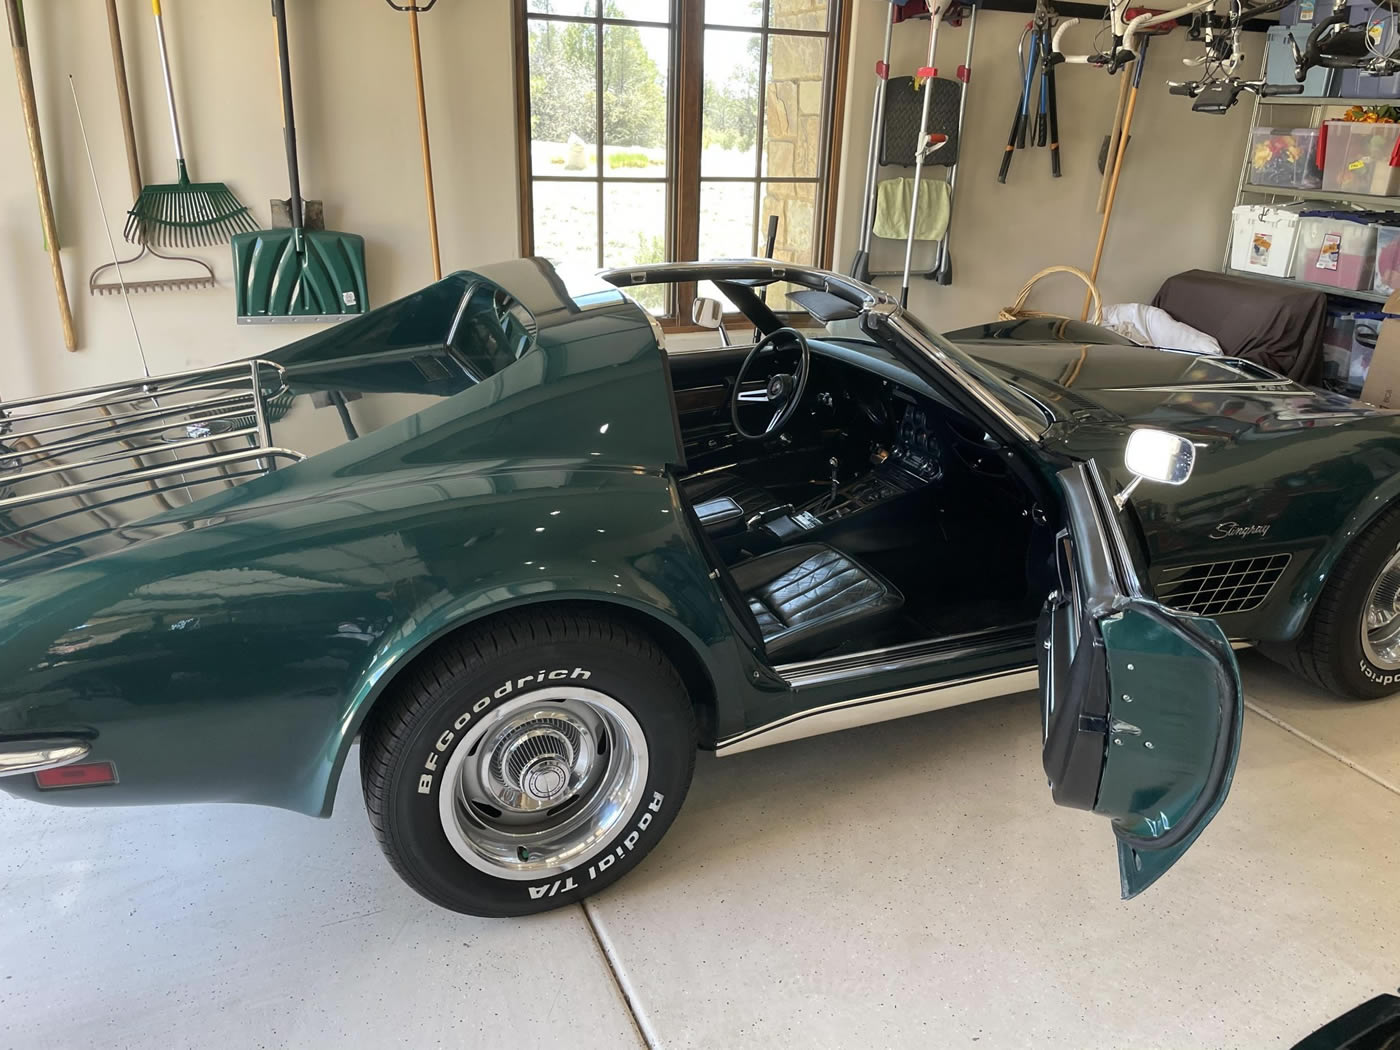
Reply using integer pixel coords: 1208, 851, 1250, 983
35, 761, 118, 789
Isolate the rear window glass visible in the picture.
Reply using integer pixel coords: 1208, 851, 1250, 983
449, 283, 538, 380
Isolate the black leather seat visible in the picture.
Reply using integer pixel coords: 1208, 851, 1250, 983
681, 472, 783, 532
731, 543, 904, 662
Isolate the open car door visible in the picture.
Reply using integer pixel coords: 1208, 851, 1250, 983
1040, 461, 1243, 899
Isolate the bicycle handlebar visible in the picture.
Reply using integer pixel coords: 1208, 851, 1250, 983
1258, 82, 1305, 96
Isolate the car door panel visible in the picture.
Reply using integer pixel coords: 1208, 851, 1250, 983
1041, 461, 1243, 898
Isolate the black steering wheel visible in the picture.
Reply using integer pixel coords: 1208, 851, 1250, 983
730, 327, 811, 441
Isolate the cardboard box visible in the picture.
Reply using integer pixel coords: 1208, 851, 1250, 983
1358, 290, 1400, 407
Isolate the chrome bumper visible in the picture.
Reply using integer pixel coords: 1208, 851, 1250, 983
0, 740, 91, 777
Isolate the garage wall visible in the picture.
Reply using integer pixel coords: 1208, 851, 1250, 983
0, 1, 1254, 398
0, 0, 518, 400
832, 4, 1258, 330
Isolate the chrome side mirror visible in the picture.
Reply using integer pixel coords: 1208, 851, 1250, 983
691, 296, 730, 346
1116, 428, 1196, 509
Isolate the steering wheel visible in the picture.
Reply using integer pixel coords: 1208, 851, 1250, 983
730, 327, 811, 441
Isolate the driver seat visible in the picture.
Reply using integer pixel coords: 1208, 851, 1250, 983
731, 543, 904, 662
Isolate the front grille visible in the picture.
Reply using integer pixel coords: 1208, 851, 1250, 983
1155, 554, 1291, 617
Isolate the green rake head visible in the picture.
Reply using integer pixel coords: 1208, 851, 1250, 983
124, 163, 258, 248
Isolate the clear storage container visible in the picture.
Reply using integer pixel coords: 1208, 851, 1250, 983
1291, 215, 1378, 290
1249, 127, 1323, 189
1230, 205, 1302, 276
1374, 224, 1400, 294
1321, 310, 1357, 393
1321, 120, 1400, 196
1350, 315, 1382, 393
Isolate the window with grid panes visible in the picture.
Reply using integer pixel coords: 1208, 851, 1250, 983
515, 0, 848, 322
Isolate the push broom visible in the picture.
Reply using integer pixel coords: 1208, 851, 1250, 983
231, 0, 367, 321
124, 0, 256, 247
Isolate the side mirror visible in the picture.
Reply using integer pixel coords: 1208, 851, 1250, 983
1116, 428, 1196, 508
691, 297, 723, 328
691, 296, 730, 346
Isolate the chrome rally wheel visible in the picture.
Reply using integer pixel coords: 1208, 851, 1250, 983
438, 689, 649, 880
1362, 546, 1400, 672
360, 610, 695, 916
1264, 502, 1400, 699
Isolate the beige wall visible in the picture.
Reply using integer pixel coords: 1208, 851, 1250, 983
0, 0, 518, 399
832, 4, 1258, 329
1, 0, 1255, 395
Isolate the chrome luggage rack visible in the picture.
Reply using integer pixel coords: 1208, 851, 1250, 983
0, 359, 304, 524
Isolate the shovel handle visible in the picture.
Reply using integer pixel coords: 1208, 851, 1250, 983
385, 0, 437, 9
407, 7, 441, 279
6, 0, 77, 351
105, 0, 142, 199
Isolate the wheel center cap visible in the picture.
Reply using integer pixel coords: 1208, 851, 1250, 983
522, 759, 569, 803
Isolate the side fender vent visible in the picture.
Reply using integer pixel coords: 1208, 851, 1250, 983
1155, 554, 1292, 617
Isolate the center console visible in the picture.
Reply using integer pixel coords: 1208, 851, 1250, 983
756, 405, 942, 544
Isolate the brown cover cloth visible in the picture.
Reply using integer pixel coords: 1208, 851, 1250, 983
1151, 269, 1326, 384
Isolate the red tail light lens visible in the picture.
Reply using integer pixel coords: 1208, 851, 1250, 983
35, 761, 117, 789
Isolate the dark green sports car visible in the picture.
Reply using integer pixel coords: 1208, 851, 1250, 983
0, 259, 1395, 916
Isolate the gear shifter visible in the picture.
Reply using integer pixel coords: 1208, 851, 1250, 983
828, 456, 840, 501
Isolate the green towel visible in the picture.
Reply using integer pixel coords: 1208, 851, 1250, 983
873, 177, 950, 241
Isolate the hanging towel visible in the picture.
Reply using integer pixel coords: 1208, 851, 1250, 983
873, 177, 950, 241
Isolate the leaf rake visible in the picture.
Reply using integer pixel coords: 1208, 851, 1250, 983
124, 0, 254, 248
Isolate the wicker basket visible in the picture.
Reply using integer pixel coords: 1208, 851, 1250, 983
998, 265, 1103, 325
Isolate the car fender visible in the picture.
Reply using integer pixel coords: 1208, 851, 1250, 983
1280, 472, 1400, 639
308, 484, 753, 818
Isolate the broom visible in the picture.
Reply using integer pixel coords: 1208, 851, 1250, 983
124, 0, 255, 247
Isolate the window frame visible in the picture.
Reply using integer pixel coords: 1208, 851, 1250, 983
512, 0, 853, 329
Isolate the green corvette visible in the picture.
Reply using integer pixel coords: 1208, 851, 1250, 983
1, 259, 1395, 916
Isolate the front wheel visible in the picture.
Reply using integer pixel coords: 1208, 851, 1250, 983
360, 610, 696, 916
1267, 503, 1400, 699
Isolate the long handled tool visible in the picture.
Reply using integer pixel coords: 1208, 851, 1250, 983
932, 0, 976, 285
900, 1, 947, 308
1082, 33, 1152, 319
5, 0, 76, 351
998, 0, 1058, 182
849, 3, 896, 282
232, 0, 367, 321
1096, 69, 1132, 213
125, 0, 256, 247
91, 0, 213, 295
998, 23, 1038, 182
387, 0, 442, 280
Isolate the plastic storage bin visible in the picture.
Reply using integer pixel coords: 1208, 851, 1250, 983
1337, 69, 1400, 99
1374, 224, 1400, 294
1230, 205, 1302, 276
1266, 28, 1334, 98
1321, 310, 1357, 392
1349, 315, 1382, 393
1249, 127, 1323, 189
1321, 121, 1400, 196
1291, 214, 1378, 290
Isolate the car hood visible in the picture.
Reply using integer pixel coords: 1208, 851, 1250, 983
960, 338, 1379, 436
955, 337, 1400, 582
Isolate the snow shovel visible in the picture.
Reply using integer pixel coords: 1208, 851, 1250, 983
232, 0, 367, 322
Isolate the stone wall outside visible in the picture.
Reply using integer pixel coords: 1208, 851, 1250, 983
761, 0, 828, 265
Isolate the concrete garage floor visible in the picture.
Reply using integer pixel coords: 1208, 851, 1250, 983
3, 651, 1398, 1049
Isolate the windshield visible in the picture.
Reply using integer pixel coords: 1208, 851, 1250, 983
864, 307, 1051, 436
